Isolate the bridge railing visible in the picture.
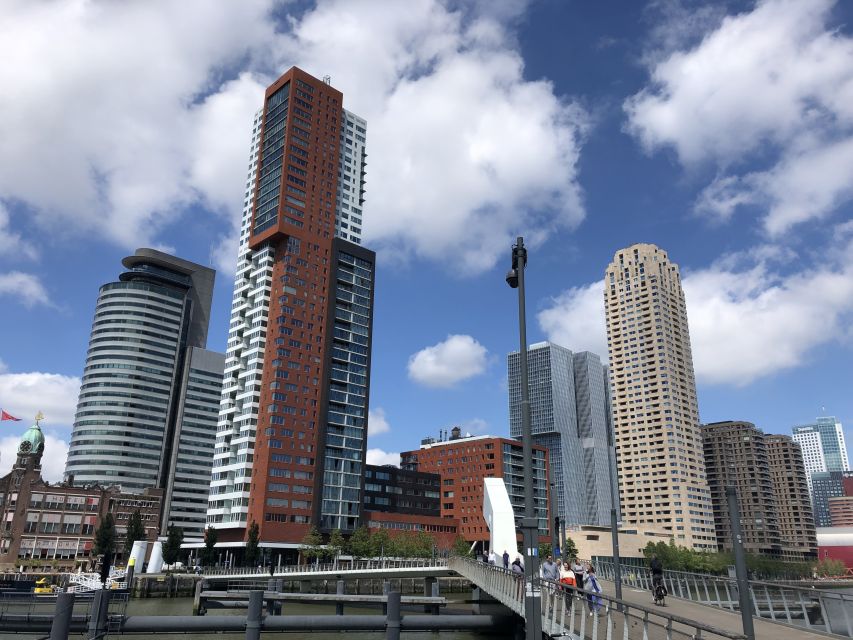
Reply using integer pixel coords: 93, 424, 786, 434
595, 559, 853, 637
450, 557, 746, 640
202, 557, 449, 577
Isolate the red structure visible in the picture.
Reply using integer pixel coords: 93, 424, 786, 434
401, 432, 551, 547
817, 527, 853, 568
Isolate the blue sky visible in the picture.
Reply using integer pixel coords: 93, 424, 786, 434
0, 0, 851, 479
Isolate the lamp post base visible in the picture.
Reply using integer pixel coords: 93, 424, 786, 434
519, 517, 542, 640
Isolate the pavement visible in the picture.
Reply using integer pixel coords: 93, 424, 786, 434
597, 579, 834, 640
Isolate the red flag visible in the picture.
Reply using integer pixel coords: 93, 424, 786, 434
1, 411, 21, 421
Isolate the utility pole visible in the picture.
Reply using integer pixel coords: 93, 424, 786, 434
506, 237, 542, 640
727, 486, 755, 640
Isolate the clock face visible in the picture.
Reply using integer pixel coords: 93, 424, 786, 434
19, 441, 31, 453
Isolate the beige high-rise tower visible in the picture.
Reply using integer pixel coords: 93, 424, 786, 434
604, 243, 716, 550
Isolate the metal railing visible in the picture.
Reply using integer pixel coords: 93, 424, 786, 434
202, 557, 449, 577
450, 557, 747, 640
595, 559, 853, 637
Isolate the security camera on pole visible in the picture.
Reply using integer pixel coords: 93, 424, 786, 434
506, 236, 542, 640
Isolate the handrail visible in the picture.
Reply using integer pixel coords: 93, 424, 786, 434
451, 557, 748, 640
201, 557, 449, 578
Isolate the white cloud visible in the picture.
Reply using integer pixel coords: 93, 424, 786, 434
365, 448, 400, 467
625, 0, 853, 235
0, 203, 37, 261
407, 334, 488, 388
0, 1, 587, 277
0, 433, 68, 483
537, 281, 607, 358
0, 370, 81, 427
538, 238, 853, 386
0, 272, 52, 308
0, 1, 274, 253
280, 0, 589, 274
368, 407, 391, 437
462, 418, 489, 435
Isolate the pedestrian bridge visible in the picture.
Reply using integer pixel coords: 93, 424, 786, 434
202, 558, 455, 581
449, 557, 833, 640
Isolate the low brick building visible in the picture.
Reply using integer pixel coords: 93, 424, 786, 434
0, 417, 161, 572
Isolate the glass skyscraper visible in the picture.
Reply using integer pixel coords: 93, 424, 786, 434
507, 342, 619, 529
793, 416, 849, 494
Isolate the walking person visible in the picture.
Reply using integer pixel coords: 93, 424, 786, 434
488, 550, 497, 565
570, 557, 585, 596
584, 565, 603, 615
541, 555, 559, 582
502, 550, 510, 569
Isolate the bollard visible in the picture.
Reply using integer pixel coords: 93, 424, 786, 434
88, 588, 110, 640
245, 590, 263, 640
193, 578, 205, 616
266, 579, 281, 616
423, 577, 435, 614
382, 579, 390, 614
431, 579, 440, 615
50, 591, 76, 640
386, 591, 401, 640
336, 580, 345, 615
472, 585, 482, 615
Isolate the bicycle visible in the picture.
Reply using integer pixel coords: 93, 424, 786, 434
652, 574, 667, 606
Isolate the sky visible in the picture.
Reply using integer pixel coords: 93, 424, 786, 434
0, 0, 851, 481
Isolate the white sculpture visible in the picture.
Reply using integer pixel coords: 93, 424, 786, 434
129, 540, 147, 569
483, 477, 518, 562
145, 541, 164, 574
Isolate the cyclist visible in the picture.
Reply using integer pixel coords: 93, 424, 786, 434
650, 555, 666, 605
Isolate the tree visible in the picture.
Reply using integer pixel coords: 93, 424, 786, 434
201, 526, 218, 566
93, 513, 116, 557
539, 542, 552, 559
245, 520, 260, 566
348, 526, 372, 559
328, 529, 345, 560
300, 527, 325, 563
815, 558, 846, 578
451, 535, 471, 557
124, 509, 146, 554
370, 529, 392, 559
563, 536, 579, 560
162, 525, 184, 567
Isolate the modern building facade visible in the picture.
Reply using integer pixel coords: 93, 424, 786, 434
65, 249, 219, 508
604, 244, 716, 550
205, 67, 374, 548
2, 417, 161, 571
829, 497, 853, 527
401, 430, 550, 547
766, 434, 817, 558
507, 343, 618, 529
159, 347, 225, 538
793, 417, 849, 494
701, 421, 781, 556
812, 471, 845, 528
363, 465, 440, 517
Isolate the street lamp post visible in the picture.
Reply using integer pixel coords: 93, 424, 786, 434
606, 414, 623, 603
506, 236, 542, 640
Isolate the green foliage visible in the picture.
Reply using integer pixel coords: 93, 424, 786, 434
162, 525, 184, 566
369, 528, 392, 558
563, 537, 579, 560
300, 526, 326, 561
93, 513, 116, 557
201, 526, 218, 566
348, 526, 372, 559
641, 540, 814, 579
815, 558, 846, 577
124, 510, 145, 553
328, 529, 345, 558
539, 543, 552, 559
244, 521, 260, 566
451, 535, 472, 557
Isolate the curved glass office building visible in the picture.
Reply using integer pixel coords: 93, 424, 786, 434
66, 249, 216, 496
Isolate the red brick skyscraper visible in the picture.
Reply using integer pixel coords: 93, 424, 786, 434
206, 68, 373, 554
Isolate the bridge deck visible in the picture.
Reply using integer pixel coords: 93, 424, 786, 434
599, 578, 829, 640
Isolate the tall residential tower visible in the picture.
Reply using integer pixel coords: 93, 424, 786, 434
206, 68, 374, 550
604, 244, 716, 550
